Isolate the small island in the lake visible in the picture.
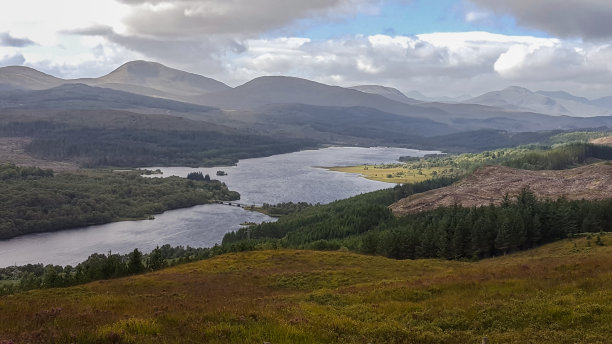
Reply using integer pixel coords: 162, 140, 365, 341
216, 170, 228, 176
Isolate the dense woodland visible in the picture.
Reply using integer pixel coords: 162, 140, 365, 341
222, 185, 610, 260
0, 121, 315, 167
0, 164, 238, 239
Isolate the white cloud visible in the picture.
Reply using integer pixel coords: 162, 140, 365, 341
216, 32, 612, 98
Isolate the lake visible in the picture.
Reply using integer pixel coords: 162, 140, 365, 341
0, 147, 437, 267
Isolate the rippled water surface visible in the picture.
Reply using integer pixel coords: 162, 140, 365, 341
0, 147, 437, 266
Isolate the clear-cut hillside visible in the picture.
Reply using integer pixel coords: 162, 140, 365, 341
591, 136, 612, 146
390, 164, 612, 216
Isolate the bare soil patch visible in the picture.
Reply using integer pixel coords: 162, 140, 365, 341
591, 135, 612, 146
390, 164, 612, 216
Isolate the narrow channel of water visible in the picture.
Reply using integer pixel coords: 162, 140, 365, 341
0, 147, 438, 267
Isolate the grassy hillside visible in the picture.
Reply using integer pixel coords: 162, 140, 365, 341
0, 237, 609, 343
329, 141, 612, 184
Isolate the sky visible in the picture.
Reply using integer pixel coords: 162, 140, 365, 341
1, 0, 612, 98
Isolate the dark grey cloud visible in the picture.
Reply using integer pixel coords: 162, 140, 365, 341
114, 0, 387, 37
0, 53, 26, 66
0, 32, 35, 47
469, 0, 612, 39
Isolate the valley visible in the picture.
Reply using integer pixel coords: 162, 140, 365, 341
1, 60, 611, 344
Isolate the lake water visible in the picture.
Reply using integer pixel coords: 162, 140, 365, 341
0, 147, 437, 267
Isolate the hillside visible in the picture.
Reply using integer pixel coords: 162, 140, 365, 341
591, 135, 612, 146
0, 61, 230, 103
390, 164, 612, 216
0, 239, 610, 343
348, 84, 417, 103
465, 86, 612, 117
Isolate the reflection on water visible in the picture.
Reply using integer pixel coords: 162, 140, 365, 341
0, 147, 437, 267
146, 146, 438, 204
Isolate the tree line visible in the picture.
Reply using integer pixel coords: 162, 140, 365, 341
222, 184, 610, 260
0, 168, 239, 239
0, 121, 315, 168
0, 245, 216, 294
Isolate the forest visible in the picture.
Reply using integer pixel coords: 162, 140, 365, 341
0, 164, 239, 239
0, 121, 315, 167
222, 185, 610, 260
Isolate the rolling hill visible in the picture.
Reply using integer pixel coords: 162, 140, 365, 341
0, 83, 218, 113
0, 239, 610, 343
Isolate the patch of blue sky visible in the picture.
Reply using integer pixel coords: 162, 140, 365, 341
275, 0, 549, 40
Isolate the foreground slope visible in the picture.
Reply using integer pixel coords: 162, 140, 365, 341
1, 238, 610, 343
391, 164, 612, 216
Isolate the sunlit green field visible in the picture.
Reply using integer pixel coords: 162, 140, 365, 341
327, 165, 446, 183
1, 236, 610, 343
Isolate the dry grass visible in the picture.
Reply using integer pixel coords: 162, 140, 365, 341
0, 236, 610, 343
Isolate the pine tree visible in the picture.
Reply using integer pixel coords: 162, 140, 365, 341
148, 246, 166, 271
127, 249, 145, 274
495, 218, 512, 255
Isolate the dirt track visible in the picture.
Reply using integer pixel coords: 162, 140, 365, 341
390, 164, 612, 216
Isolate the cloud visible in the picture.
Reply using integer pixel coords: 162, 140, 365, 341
469, 0, 612, 39
114, 0, 392, 37
216, 32, 612, 98
0, 32, 35, 47
0, 53, 26, 66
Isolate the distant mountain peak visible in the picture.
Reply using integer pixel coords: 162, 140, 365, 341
348, 85, 416, 104
98, 60, 230, 96
501, 86, 534, 94
110, 60, 165, 79
0, 65, 63, 90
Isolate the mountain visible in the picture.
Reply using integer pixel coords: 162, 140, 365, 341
591, 96, 612, 109
193, 76, 426, 112
0, 83, 218, 113
0, 66, 64, 90
348, 85, 417, 104
466, 86, 612, 117
85, 60, 231, 98
238, 103, 455, 146
404, 90, 471, 103
0, 61, 231, 103
536, 90, 590, 104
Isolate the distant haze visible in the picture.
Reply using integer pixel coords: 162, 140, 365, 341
2, 2, 612, 98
